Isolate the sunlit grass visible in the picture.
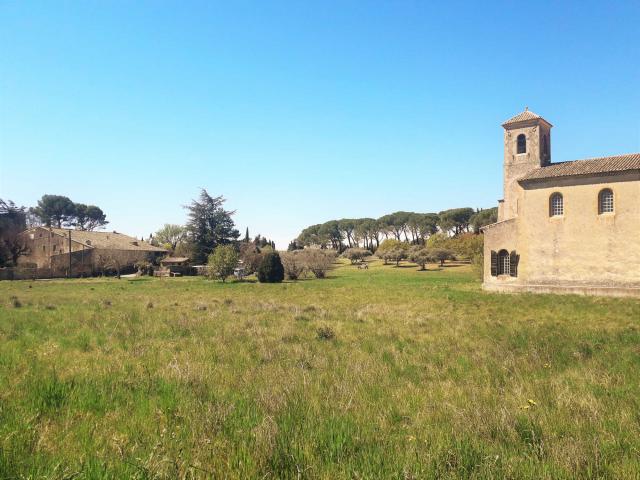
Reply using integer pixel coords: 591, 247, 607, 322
0, 259, 639, 478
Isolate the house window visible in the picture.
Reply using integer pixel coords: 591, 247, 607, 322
542, 134, 549, 157
598, 189, 614, 214
517, 134, 526, 154
550, 193, 563, 217
53, 244, 57, 252
497, 249, 510, 275
42, 245, 46, 252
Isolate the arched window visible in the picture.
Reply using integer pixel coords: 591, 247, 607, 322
497, 250, 510, 275
598, 189, 614, 214
542, 134, 549, 157
517, 134, 526, 154
550, 193, 563, 217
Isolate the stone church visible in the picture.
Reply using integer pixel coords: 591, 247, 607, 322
482, 109, 640, 297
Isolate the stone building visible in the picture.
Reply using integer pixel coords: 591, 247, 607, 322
482, 109, 640, 297
18, 227, 167, 277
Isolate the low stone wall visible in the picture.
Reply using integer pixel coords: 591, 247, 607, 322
0, 267, 53, 280
483, 282, 640, 298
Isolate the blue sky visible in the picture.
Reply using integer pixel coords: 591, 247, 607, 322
1, 1, 639, 248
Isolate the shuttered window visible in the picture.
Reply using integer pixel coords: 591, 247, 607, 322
510, 251, 519, 277
490, 251, 498, 276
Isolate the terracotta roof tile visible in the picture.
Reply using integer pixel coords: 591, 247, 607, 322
519, 153, 640, 182
502, 108, 552, 126
47, 228, 167, 252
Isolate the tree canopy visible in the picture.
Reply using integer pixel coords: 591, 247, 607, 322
30, 195, 108, 230
0, 199, 29, 266
295, 206, 489, 252
184, 189, 240, 264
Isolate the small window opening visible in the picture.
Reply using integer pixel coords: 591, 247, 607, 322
598, 189, 614, 214
517, 134, 526, 154
550, 193, 563, 217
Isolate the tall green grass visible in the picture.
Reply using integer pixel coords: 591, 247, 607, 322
0, 260, 638, 478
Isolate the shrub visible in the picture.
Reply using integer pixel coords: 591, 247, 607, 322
299, 249, 335, 279
257, 252, 285, 283
316, 325, 336, 341
280, 251, 306, 280
342, 248, 371, 264
207, 245, 239, 283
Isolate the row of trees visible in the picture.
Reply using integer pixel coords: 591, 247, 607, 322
295, 207, 497, 252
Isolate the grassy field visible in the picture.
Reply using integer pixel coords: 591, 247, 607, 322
1, 260, 639, 479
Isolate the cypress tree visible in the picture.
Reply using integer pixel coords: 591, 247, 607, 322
257, 252, 284, 283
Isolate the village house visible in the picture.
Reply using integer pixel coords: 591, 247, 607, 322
482, 109, 640, 297
18, 227, 167, 277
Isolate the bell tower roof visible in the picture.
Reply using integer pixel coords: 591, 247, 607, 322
502, 108, 552, 128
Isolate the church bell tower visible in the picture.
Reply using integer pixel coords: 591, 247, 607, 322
500, 108, 552, 220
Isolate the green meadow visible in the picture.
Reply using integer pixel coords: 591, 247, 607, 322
0, 260, 639, 479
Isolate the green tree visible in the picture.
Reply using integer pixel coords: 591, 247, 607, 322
375, 239, 403, 263
355, 218, 380, 250
438, 208, 475, 235
378, 212, 411, 241
415, 213, 439, 243
257, 251, 285, 283
431, 248, 455, 266
0, 199, 29, 266
154, 224, 186, 252
343, 247, 371, 264
184, 189, 240, 264
388, 246, 408, 267
470, 207, 498, 233
207, 245, 239, 282
337, 219, 357, 248
408, 247, 435, 270
31, 194, 76, 227
318, 220, 344, 251
72, 204, 108, 231
299, 249, 335, 278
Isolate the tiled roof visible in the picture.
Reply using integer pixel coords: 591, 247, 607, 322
519, 153, 640, 182
47, 228, 167, 252
502, 109, 550, 127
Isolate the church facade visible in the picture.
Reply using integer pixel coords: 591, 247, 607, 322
482, 109, 640, 297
